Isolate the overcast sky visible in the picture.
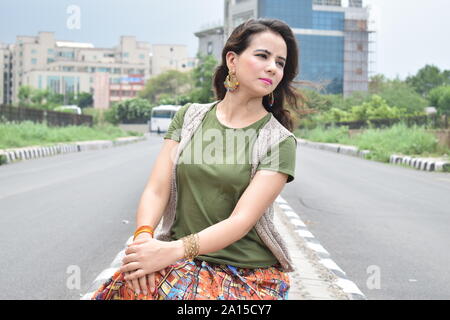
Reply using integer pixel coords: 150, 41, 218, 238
0, 0, 449, 80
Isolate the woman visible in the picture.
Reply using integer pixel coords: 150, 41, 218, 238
92, 17, 304, 300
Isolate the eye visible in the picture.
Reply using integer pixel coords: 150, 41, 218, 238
256, 54, 284, 68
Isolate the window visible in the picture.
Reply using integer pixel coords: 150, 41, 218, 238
207, 42, 213, 55
123, 52, 129, 58
152, 110, 172, 118
47, 76, 61, 94
58, 51, 75, 59
97, 67, 111, 73
31, 58, 37, 65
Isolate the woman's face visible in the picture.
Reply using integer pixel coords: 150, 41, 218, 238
227, 31, 287, 98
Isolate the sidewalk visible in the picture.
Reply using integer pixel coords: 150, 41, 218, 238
273, 197, 365, 300
81, 195, 366, 300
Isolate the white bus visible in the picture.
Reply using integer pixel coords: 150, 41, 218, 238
149, 105, 182, 133
54, 105, 82, 115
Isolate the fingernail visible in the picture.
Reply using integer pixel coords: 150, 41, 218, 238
143, 290, 147, 295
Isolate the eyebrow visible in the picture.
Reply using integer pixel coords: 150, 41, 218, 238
254, 49, 286, 62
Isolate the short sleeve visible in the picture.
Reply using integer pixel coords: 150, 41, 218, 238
256, 136, 297, 183
163, 103, 192, 142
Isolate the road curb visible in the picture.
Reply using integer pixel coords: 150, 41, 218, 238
296, 138, 370, 160
0, 135, 147, 166
296, 137, 450, 172
389, 154, 450, 172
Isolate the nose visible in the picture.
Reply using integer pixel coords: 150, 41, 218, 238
265, 59, 277, 75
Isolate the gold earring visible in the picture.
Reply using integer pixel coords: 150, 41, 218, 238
224, 70, 239, 92
268, 91, 274, 107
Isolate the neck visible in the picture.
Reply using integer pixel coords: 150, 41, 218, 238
218, 91, 268, 122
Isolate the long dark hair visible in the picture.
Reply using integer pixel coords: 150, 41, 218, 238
213, 18, 307, 132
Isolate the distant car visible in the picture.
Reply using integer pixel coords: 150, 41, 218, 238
54, 105, 82, 115
149, 105, 181, 133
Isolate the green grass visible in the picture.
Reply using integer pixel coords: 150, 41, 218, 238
294, 122, 450, 163
0, 120, 143, 150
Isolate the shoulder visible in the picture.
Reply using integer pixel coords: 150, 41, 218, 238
281, 135, 297, 149
178, 102, 193, 115
260, 115, 297, 148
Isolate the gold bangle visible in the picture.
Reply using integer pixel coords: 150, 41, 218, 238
181, 233, 199, 261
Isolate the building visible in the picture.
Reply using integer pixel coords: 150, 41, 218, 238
196, 0, 373, 97
194, 21, 225, 64
3, 32, 196, 108
150, 44, 197, 76
9, 32, 151, 108
0, 43, 14, 105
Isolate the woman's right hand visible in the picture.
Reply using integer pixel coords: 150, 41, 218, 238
124, 232, 166, 296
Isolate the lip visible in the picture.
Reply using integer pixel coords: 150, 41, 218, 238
259, 78, 272, 85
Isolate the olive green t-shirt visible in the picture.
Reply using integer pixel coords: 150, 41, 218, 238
163, 101, 296, 268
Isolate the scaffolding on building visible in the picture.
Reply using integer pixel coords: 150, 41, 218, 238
342, 5, 376, 97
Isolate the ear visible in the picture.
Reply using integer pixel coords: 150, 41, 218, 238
225, 51, 238, 72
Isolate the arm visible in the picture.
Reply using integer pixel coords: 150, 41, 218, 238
121, 170, 289, 279
134, 138, 180, 231
186, 170, 288, 256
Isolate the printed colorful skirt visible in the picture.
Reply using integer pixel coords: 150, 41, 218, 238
91, 259, 290, 300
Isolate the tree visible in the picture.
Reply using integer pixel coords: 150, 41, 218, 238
75, 92, 93, 109
377, 79, 428, 115
115, 98, 152, 123
18, 86, 33, 106
189, 53, 218, 103
139, 70, 191, 104
429, 86, 450, 116
405, 65, 449, 97
369, 74, 388, 94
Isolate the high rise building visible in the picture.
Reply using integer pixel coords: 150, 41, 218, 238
197, 0, 374, 96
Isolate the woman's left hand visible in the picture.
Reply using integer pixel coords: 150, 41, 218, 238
119, 238, 183, 281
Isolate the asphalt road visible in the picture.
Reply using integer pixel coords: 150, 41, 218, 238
1, 134, 449, 299
0, 135, 165, 299
282, 145, 450, 300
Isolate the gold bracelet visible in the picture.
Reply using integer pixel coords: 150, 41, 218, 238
181, 233, 200, 261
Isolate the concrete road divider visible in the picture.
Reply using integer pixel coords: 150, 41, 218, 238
0, 135, 147, 166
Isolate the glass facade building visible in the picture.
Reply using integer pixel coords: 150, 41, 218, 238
258, 0, 345, 94
224, 0, 370, 96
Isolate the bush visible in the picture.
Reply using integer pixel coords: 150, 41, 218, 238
0, 120, 141, 149
294, 121, 445, 162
